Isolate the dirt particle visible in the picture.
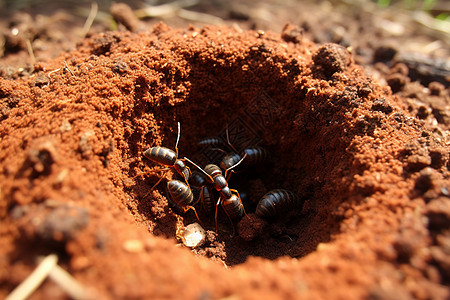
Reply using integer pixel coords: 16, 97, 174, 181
425, 198, 450, 231
429, 96, 450, 126
428, 81, 445, 96
0, 96, 20, 120
402, 140, 432, 172
391, 63, 409, 76
59, 119, 72, 132
99, 138, 114, 167
425, 265, 442, 284
281, 23, 303, 44
203, 230, 218, 246
357, 82, 373, 98
354, 176, 383, 196
90, 32, 120, 56
79, 131, 94, 158
38, 204, 89, 242
95, 229, 110, 250
31, 74, 50, 87
237, 213, 267, 241
193, 231, 226, 261
373, 45, 397, 62
332, 86, 362, 108
371, 98, 393, 114
393, 216, 427, 263
417, 104, 430, 120
386, 73, 407, 93
20, 139, 58, 178
354, 115, 382, 136
312, 43, 350, 77
112, 59, 129, 75
368, 284, 411, 300
414, 167, 439, 195
10, 204, 30, 219
15, 201, 90, 243
110, 3, 142, 32
406, 154, 431, 172
430, 245, 450, 283
71, 256, 92, 271
436, 233, 450, 253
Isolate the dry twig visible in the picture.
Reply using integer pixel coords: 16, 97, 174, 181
81, 2, 98, 37
6, 254, 92, 300
5, 254, 58, 300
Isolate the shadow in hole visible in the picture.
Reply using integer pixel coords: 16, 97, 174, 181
221, 208, 322, 266
203, 165, 333, 266
172, 50, 359, 265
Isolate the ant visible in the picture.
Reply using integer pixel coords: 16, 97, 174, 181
205, 125, 270, 173
142, 122, 191, 189
166, 179, 201, 223
256, 189, 303, 218
184, 155, 247, 232
190, 171, 214, 215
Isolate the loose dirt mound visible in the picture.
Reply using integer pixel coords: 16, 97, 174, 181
1, 23, 449, 299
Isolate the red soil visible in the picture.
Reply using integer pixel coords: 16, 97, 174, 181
1, 22, 449, 299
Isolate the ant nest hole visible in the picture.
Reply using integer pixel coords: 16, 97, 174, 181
127, 26, 375, 266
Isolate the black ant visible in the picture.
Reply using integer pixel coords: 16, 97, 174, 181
255, 189, 303, 218
166, 179, 201, 223
190, 171, 214, 215
184, 155, 247, 232
143, 122, 191, 189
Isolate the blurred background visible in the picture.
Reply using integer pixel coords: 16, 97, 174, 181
0, 0, 448, 85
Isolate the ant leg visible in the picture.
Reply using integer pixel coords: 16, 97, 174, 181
177, 161, 192, 179
141, 176, 165, 200
225, 170, 235, 182
133, 167, 171, 179
221, 200, 236, 236
186, 165, 192, 177
215, 197, 222, 233
224, 153, 247, 180
192, 186, 203, 207
230, 188, 247, 216
180, 168, 191, 187
225, 124, 238, 153
210, 147, 227, 154
184, 205, 202, 226
149, 176, 165, 191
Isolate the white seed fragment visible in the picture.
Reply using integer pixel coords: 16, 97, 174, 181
178, 223, 206, 248
123, 239, 145, 253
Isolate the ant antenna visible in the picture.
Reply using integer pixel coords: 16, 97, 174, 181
226, 124, 237, 153
224, 153, 247, 180
183, 157, 212, 180
227, 153, 247, 171
210, 147, 227, 154
175, 122, 181, 157
215, 197, 221, 232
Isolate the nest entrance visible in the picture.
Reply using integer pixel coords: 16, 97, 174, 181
129, 49, 356, 266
